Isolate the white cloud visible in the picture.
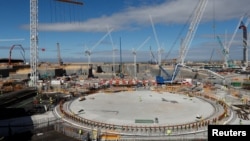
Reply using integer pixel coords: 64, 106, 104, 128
31, 0, 250, 32
22, 0, 250, 63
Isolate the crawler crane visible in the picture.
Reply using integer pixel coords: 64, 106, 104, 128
156, 0, 208, 84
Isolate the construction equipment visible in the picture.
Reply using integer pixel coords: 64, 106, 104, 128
56, 42, 63, 66
84, 29, 113, 66
178, 0, 208, 65
29, 0, 83, 87
8, 44, 26, 65
149, 46, 157, 64
219, 15, 245, 69
216, 35, 235, 68
118, 37, 124, 78
56, 0, 83, 5
239, 21, 248, 70
30, 0, 39, 87
156, 0, 207, 85
132, 36, 151, 78
208, 48, 215, 64
149, 15, 163, 65
156, 64, 182, 84
107, 26, 116, 77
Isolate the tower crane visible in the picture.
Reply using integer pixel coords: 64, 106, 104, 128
208, 48, 215, 64
218, 15, 244, 69
239, 21, 248, 70
84, 29, 113, 66
29, 0, 83, 87
107, 26, 116, 77
149, 46, 158, 64
178, 0, 208, 65
132, 36, 151, 78
56, 42, 63, 66
30, 0, 39, 87
216, 35, 229, 68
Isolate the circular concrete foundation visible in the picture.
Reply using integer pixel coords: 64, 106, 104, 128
70, 91, 214, 126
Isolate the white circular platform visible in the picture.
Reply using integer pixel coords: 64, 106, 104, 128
70, 91, 214, 126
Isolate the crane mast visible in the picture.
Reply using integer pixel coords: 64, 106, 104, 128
29, 0, 83, 87
30, 0, 38, 87
239, 21, 248, 69
178, 0, 208, 65
57, 42, 63, 66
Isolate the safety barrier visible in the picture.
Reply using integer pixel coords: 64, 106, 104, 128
58, 92, 231, 136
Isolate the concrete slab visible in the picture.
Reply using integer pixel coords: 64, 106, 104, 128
70, 91, 214, 126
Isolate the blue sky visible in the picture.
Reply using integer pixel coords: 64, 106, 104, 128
0, 0, 250, 63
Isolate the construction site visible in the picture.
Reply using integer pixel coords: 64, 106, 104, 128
1, 0, 250, 141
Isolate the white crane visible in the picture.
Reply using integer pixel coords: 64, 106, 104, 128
56, 42, 63, 66
221, 15, 244, 68
132, 36, 151, 78
216, 35, 229, 68
149, 15, 163, 65
30, 0, 39, 87
178, 0, 208, 65
107, 26, 116, 77
84, 29, 113, 66
29, 0, 83, 87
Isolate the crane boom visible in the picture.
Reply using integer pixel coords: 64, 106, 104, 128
134, 36, 151, 53
149, 15, 162, 65
216, 35, 228, 67
178, 0, 208, 65
90, 29, 113, 52
132, 36, 151, 78
150, 46, 157, 64
56, 0, 84, 5
227, 15, 244, 50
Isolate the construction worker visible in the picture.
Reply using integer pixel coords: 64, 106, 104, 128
79, 129, 82, 135
79, 129, 82, 139
166, 129, 172, 135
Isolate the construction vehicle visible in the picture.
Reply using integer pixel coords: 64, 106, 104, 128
156, 64, 182, 84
